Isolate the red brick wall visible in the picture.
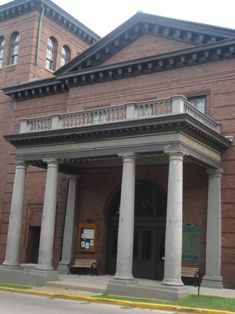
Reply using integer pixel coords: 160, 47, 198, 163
0, 11, 40, 87
0, 10, 90, 86
31, 15, 89, 79
102, 34, 192, 65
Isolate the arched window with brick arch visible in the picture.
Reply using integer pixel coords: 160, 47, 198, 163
45, 36, 57, 70
0, 36, 5, 68
9, 32, 20, 65
61, 45, 71, 66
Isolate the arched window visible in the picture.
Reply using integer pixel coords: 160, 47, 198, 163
9, 32, 20, 65
0, 36, 5, 68
61, 45, 71, 66
45, 36, 57, 70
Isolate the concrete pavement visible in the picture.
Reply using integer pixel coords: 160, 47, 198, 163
0, 275, 234, 314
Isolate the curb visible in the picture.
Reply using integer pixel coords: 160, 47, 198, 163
0, 287, 234, 314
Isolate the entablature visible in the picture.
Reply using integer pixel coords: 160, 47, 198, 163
4, 95, 231, 170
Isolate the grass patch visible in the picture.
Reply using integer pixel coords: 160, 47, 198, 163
0, 283, 32, 290
99, 294, 235, 312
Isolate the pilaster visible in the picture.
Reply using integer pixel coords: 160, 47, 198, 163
202, 168, 223, 288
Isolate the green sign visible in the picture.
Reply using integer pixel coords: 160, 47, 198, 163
182, 223, 200, 261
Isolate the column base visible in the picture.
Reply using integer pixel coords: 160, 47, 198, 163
201, 275, 223, 289
35, 264, 54, 271
0, 264, 58, 286
57, 261, 69, 275
2, 261, 20, 268
161, 278, 184, 287
107, 277, 188, 301
113, 273, 135, 281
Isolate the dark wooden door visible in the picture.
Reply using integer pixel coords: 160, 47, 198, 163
26, 226, 41, 263
105, 181, 166, 280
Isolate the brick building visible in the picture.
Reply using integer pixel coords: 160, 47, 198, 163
0, 0, 235, 300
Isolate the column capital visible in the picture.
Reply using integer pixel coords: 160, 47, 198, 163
66, 174, 78, 180
168, 151, 185, 161
207, 167, 223, 177
15, 160, 27, 168
118, 153, 136, 160
164, 145, 187, 159
43, 159, 59, 166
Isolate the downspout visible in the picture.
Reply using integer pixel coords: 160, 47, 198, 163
35, 5, 45, 65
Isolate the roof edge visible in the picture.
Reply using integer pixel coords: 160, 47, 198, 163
0, 0, 100, 45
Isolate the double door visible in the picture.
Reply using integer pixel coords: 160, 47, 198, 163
106, 220, 165, 280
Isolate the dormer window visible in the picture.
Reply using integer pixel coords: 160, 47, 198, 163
45, 36, 57, 70
9, 32, 20, 65
188, 96, 206, 113
61, 45, 71, 66
0, 36, 5, 68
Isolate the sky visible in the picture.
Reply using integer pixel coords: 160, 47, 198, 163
1, 0, 235, 37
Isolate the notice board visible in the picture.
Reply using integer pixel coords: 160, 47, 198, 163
78, 223, 97, 253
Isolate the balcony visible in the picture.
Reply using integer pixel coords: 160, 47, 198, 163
19, 95, 220, 134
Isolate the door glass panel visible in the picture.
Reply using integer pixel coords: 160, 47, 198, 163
142, 230, 152, 260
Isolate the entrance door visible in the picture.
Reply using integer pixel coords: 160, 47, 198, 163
106, 181, 166, 280
26, 226, 41, 263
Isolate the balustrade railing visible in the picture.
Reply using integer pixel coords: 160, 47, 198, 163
19, 95, 220, 134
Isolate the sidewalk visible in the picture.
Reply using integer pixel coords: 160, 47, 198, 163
0, 275, 234, 314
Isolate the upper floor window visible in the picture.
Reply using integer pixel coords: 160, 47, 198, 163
9, 32, 20, 65
61, 45, 71, 66
0, 36, 5, 68
188, 96, 206, 113
45, 36, 57, 70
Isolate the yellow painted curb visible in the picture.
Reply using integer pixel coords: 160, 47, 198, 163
0, 287, 234, 314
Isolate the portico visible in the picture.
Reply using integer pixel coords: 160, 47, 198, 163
0, 95, 230, 298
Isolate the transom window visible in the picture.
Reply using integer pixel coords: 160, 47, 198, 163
188, 96, 206, 113
61, 45, 71, 66
45, 36, 57, 70
9, 32, 20, 65
0, 36, 5, 68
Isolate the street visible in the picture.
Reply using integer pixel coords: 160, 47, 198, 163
0, 291, 184, 314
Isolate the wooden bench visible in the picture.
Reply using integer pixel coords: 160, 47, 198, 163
68, 258, 97, 275
182, 266, 202, 295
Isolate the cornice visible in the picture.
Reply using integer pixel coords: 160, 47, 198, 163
3, 77, 68, 100
58, 38, 235, 87
4, 37, 235, 101
0, 0, 100, 45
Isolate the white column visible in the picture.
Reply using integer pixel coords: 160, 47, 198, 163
162, 152, 184, 286
36, 160, 58, 270
114, 154, 135, 280
3, 161, 27, 267
58, 175, 77, 273
202, 168, 223, 288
